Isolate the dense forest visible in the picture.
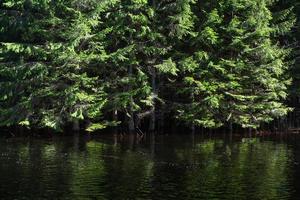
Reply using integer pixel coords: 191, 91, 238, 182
0, 0, 299, 133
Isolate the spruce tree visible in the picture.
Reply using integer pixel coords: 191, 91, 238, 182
176, 0, 293, 128
94, 0, 173, 132
0, 0, 297, 133
0, 0, 108, 131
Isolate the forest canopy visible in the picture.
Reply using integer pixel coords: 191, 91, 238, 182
0, 0, 299, 132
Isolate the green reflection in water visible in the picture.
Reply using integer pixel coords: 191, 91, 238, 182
177, 138, 293, 200
69, 141, 155, 200
0, 136, 295, 200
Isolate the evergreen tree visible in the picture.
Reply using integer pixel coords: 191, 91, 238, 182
0, 0, 108, 131
95, 0, 176, 132
0, 0, 297, 133
286, 0, 300, 101
176, 0, 293, 128
270, 0, 298, 105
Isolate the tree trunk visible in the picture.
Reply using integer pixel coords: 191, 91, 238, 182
128, 115, 135, 133
113, 110, 119, 134
150, 132, 155, 158
149, 69, 156, 132
190, 92, 195, 134
149, 0, 157, 132
159, 104, 165, 133
72, 119, 80, 131
128, 65, 135, 133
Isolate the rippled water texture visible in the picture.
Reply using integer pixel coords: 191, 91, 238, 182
0, 134, 300, 200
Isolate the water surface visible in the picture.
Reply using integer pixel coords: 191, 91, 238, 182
0, 133, 299, 200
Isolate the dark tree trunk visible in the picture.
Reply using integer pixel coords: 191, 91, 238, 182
113, 110, 119, 134
128, 65, 135, 133
149, 69, 156, 132
72, 120, 80, 131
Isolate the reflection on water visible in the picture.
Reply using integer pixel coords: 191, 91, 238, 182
0, 134, 298, 200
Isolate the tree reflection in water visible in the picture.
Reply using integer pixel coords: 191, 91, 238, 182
0, 134, 295, 200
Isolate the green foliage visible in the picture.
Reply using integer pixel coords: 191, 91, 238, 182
0, 0, 108, 131
0, 0, 297, 132
174, 0, 294, 128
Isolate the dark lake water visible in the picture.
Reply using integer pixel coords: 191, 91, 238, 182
1, 133, 300, 200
